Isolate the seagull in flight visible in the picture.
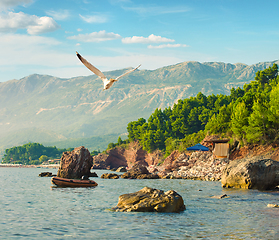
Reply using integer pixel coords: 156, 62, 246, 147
76, 51, 141, 90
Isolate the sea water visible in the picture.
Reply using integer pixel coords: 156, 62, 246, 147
0, 167, 278, 239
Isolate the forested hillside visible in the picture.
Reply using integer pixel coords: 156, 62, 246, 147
116, 64, 279, 155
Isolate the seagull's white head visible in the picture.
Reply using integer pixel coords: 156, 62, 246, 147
103, 78, 117, 90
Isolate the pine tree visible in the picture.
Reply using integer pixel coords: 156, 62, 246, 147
231, 101, 249, 141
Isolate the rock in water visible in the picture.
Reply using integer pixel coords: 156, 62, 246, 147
121, 164, 159, 179
221, 156, 279, 190
38, 172, 54, 177
57, 146, 93, 179
88, 172, 98, 177
101, 173, 119, 179
210, 194, 229, 199
116, 166, 127, 172
112, 187, 186, 212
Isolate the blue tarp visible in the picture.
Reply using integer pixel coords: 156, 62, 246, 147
186, 143, 209, 151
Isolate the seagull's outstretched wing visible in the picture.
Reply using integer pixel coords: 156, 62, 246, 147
115, 64, 141, 81
76, 51, 107, 81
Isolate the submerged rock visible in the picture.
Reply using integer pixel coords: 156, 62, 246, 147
112, 187, 186, 212
101, 173, 119, 179
210, 194, 229, 199
57, 146, 93, 179
221, 156, 279, 190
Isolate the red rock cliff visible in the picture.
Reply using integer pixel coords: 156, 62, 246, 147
92, 141, 164, 169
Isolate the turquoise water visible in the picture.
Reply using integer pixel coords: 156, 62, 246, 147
0, 167, 278, 239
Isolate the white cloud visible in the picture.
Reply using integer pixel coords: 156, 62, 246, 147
46, 10, 70, 21
0, 11, 60, 35
122, 34, 174, 44
27, 16, 60, 34
68, 30, 121, 42
148, 43, 189, 49
0, 0, 32, 9
79, 14, 108, 23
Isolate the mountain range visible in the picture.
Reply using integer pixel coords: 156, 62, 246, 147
1, 60, 278, 156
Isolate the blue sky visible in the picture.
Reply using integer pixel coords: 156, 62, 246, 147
0, 0, 278, 82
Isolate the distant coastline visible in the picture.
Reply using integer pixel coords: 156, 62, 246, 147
0, 164, 59, 169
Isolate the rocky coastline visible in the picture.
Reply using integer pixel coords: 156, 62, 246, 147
2, 140, 279, 191
92, 141, 231, 181
157, 151, 231, 181
91, 140, 279, 190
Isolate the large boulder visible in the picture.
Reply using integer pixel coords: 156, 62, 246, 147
57, 146, 93, 179
221, 156, 279, 190
112, 187, 186, 212
121, 164, 159, 179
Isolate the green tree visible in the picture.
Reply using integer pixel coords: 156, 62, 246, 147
91, 150, 101, 156
246, 101, 270, 143
255, 63, 278, 86
267, 83, 279, 140
127, 118, 146, 141
39, 155, 49, 164
231, 102, 249, 141
230, 87, 245, 102
204, 105, 232, 134
107, 142, 116, 149
187, 107, 201, 133
117, 136, 123, 145
165, 137, 181, 156
198, 107, 213, 126
141, 130, 155, 152
206, 94, 217, 109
